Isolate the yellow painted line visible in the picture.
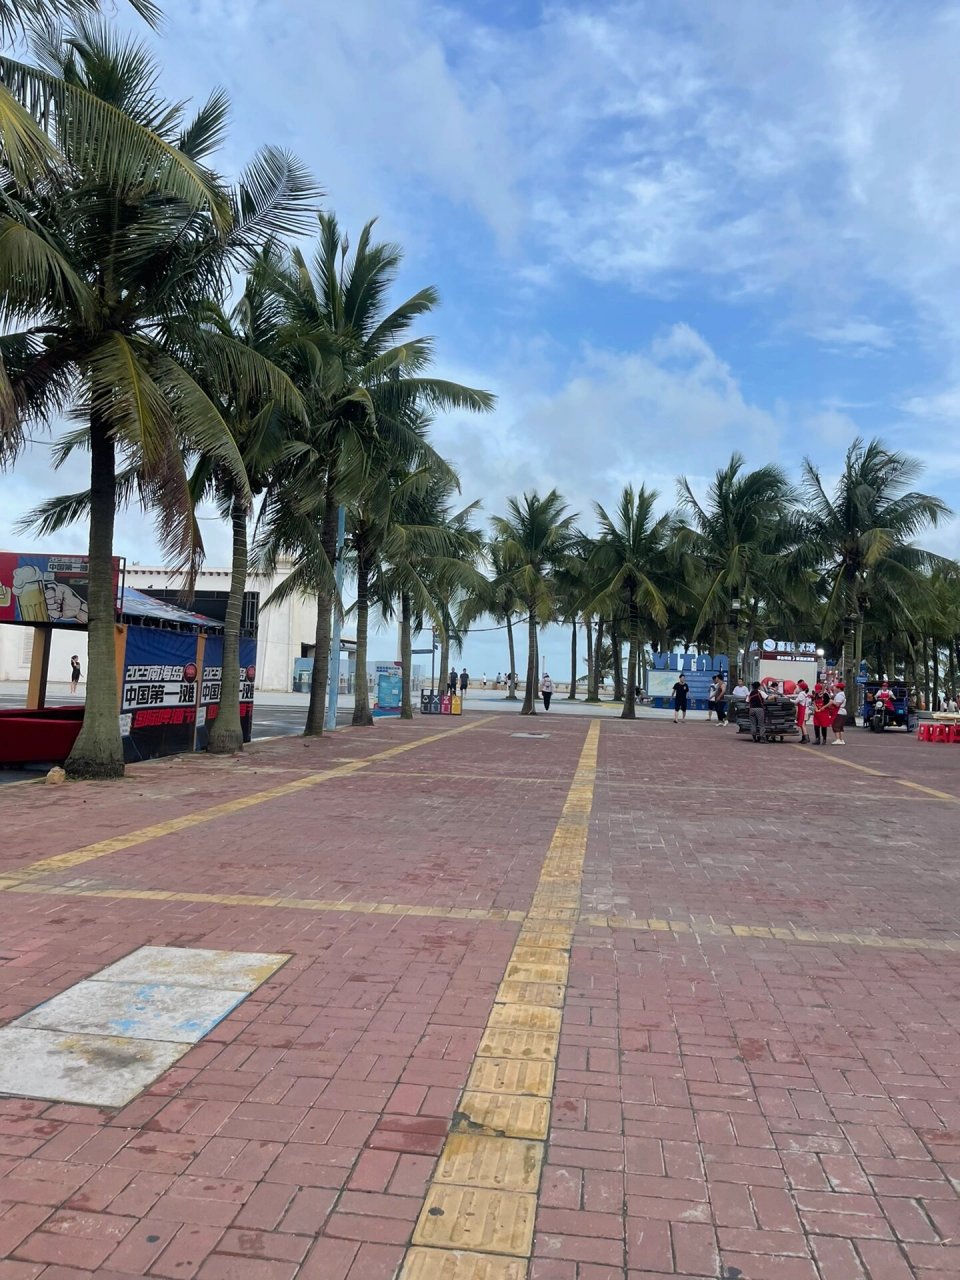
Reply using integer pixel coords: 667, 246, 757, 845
0, 880, 527, 924
794, 743, 960, 802
0, 716, 497, 885
401, 720, 601, 1279
580, 914, 960, 953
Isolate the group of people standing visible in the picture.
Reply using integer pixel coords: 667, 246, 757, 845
738, 677, 848, 745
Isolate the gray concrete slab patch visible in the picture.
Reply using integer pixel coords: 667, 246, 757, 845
18, 979, 245, 1042
94, 945, 288, 990
0, 1027, 189, 1107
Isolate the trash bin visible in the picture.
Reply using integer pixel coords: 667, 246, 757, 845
420, 689, 432, 714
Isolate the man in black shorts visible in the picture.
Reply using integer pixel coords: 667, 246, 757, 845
672, 674, 689, 723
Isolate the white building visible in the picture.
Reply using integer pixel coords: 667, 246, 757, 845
0, 559, 320, 693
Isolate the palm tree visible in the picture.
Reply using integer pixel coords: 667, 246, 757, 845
0, 7, 232, 219
555, 536, 592, 700
0, 24, 316, 777
676, 454, 797, 676
492, 491, 577, 715
258, 215, 494, 736
458, 540, 524, 701
186, 260, 307, 754
375, 470, 483, 719
802, 438, 950, 716
588, 486, 671, 719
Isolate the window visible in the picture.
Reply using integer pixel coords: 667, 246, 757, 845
19, 629, 33, 666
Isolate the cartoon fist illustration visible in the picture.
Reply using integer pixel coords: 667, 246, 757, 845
12, 566, 88, 624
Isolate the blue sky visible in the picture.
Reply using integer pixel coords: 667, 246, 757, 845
4, 0, 960, 676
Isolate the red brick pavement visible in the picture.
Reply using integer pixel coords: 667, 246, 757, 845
0, 712, 958, 1277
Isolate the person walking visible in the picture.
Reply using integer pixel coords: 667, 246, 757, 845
831, 681, 847, 745
714, 673, 727, 725
707, 676, 719, 722
495, 672, 502, 689
793, 679, 810, 743
448, 668, 458, 697
747, 681, 766, 741
459, 668, 469, 699
540, 672, 554, 710
672, 673, 689, 723
70, 654, 82, 694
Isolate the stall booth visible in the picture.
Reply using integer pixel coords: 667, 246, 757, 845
744, 639, 819, 690
0, 551, 256, 767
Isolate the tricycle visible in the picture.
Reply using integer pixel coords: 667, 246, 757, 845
861, 683, 917, 733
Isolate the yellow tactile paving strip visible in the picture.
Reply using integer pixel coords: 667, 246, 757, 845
794, 742, 960, 802
580, 914, 960, 952
1, 882, 956, 954
400, 719, 601, 1280
0, 716, 497, 887
0, 879, 526, 923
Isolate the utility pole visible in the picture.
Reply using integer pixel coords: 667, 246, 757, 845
324, 505, 346, 731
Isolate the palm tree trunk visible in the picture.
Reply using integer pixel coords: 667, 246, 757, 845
352, 545, 373, 726
567, 620, 577, 699
621, 597, 639, 719
505, 614, 518, 699
584, 615, 595, 701
841, 574, 859, 724
611, 625, 624, 701
305, 477, 338, 736
208, 492, 247, 754
400, 592, 414, 719
66, 416, 123, 779
521, 606, 537, 714
591, 617, 605, 700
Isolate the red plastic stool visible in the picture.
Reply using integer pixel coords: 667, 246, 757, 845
950, 724, 960, 744
917, 723, 932, 741
933, 723, 951, 743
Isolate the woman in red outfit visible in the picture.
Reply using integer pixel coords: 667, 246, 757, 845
811, 683, 833, 745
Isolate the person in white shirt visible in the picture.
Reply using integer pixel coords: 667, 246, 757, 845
831, 682, 847, 744
539, 673, 554, 710
792, 679, 811, 743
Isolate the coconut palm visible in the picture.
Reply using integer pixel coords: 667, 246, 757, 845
802, 437, 950, 717
554, 535, 593, 700
0, 24, 316, 777
0, 7, 233, 220
676, 454, 798, 675
492, 491, 577, 715
587, 486, 671, 719
257, 215, 494, 736
374, 469, 483, 719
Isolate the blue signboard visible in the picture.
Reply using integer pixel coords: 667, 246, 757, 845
645, 652, 730, 710
120, 628, 199, 762
375, 671, 402, 717
195, 635, 257, 749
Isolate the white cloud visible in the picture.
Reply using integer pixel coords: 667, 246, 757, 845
810, 319, 894, 351
902, 388, 960, 422
431, 323, 782, 530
